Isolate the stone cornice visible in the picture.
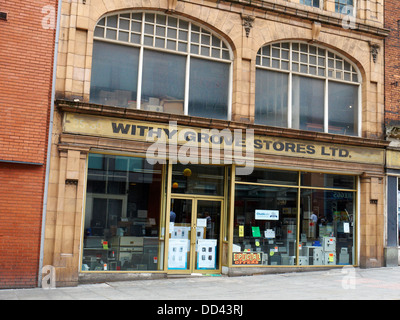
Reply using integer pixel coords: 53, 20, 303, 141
56, 99, 389, 149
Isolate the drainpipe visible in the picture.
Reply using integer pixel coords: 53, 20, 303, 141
38, 0, 62, 287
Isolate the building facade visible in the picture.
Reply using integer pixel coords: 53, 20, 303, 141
0, 0, 57, 288
42, 0, 390, 287
384, 0, 400, 267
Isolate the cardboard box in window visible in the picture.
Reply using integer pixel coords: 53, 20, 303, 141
114, 90, 132, 106
162, 100, 184, 115
142, 104, 164, 112
127, 101, 137, 109
98, 90, 132, 107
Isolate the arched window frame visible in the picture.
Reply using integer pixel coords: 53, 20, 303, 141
91, 11, 234, 120
255, 41, 362, 137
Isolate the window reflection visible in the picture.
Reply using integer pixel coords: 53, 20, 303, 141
171, 164, 225, 196
292, 75, 325, 132
234, 185, 298, 265
90, 41, 139, 108
188, 58, 230, 120
141, 50, 185, 114
82, 154, 164, 272
300, 189, 355, 265
90, 12, 232, 120
234, 168, 356, 266
255, 69, 288, 127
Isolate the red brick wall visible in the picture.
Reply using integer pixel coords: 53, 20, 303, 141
0, 163, 46, 288
385, 0, 400, 127
0, 0, 56, 163
0, 0, 56, 288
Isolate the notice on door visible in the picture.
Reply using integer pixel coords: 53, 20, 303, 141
197, 239, 217, 269
168, 239, 188, 269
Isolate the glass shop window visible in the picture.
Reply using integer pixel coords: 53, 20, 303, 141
299, 189, 355, 266
82, 154, 164, 272
235, 167, 298, 186
301, 172, 355, 189
233, 168, 357, 266
171, 164, 225, 196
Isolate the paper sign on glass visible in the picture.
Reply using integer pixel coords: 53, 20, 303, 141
252, 226, 261, 237
255, 210, 279, 220
197, 218, 207, 227
264, 229, 275, 239
239, 225, 244, 237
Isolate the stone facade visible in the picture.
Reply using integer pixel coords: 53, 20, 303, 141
43, 0, 390, 286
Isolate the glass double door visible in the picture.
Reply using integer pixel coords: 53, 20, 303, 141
168, 197, 222, 273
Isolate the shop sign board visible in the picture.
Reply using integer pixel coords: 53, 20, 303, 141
63, 112, 385, 165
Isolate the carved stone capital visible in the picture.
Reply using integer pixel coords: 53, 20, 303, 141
241, 14, 255, 38
311, 21, 321, 41
369, 42, 380, 63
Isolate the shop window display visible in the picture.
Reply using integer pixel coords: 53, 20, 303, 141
171, 164, 225, 196
233, 168, 356, 266
82, 154, 164, 271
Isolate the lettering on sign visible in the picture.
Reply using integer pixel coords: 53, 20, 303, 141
63, 113, 385, 165
233, 252, 263, 265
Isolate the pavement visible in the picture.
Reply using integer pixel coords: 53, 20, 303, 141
1, 266, 400, 301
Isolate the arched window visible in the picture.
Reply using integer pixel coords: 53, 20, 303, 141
255, 42, 361, 136
90, 11, 233, 120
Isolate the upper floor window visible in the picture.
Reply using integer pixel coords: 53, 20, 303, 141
90, 12, 233, 120
300, 0, 322, 9
255, 42, 361, 136
335, 0, 354, 14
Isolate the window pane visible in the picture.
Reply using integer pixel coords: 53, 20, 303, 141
141, 49, 185, 114
234, 185, 298, 265
300, 0, 320, 8
300, 189, 355, 266
235, 167, 298, 185
292, 75, 324, 132
328, 81, 358, 136
188, 57, 229, 120
83, 155, 164, 271
171, 164, 225, 196
301, 172, 355, 189
90, 41, 139, 108
255, 69, 288, 127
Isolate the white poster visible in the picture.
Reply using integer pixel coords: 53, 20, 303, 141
171, 226, 191, 239
197, 218, 207, 227
197, 239, 217, 269
168, 239, 188, 269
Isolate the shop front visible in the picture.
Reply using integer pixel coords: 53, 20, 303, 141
41, 106, 387, 286
385, 149, 400, 266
